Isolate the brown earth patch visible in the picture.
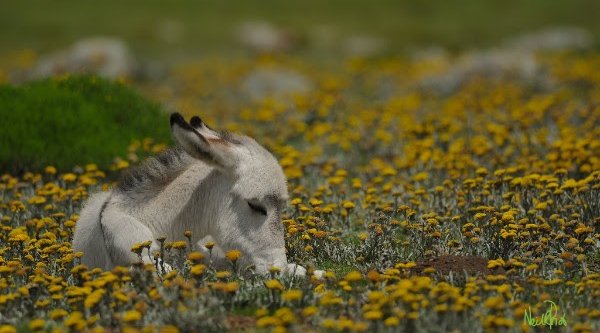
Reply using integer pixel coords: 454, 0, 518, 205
227, 315, 256, 331
412, 254, 502, 276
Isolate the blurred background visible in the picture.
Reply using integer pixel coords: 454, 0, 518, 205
2, 0, 598, 65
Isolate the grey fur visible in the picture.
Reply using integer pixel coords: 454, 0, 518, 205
117, 146, 193, 196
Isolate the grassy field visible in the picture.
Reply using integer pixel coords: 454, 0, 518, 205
0, 51, 599, 332
1, 0, 599, 59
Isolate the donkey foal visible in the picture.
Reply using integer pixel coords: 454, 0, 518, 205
73, 113, 309, 276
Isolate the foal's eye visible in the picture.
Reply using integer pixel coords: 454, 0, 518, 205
248, 201, 267, 216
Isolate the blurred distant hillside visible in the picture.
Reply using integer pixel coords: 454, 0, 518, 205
2, 0, 598, 62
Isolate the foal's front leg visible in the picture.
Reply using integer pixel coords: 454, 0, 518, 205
101, 209, 166, 270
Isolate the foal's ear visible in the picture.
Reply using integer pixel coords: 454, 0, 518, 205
170, 113, 237, 171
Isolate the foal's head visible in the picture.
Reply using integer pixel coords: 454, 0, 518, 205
170, 113, 290, 272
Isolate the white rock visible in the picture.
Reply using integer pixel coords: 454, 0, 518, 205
32, 37, 135, 79
342, 35, 385, 57
504, 26, 593, 52
237, 21, 294, 53
419, 49, 539, 94
416, 26, 593, 93
241, 68, 313, 101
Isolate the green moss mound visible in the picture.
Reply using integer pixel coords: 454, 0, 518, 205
0, 76, 171, 173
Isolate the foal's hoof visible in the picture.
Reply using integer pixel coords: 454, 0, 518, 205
158, 261, 173, 274
312, 270, 326, 279
143, 259, 172, 277
286, 263, 307, 277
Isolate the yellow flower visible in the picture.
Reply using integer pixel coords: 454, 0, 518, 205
475, 167, 488, 176
364, 310, 383, 320
190, 264, 206, 277
309, 198, 323, 207
49, 309, 68, 320
131, 243, 144, 254
342, 201, 355, 209
85, 164, 98, 172
123, 310, 142, 322
282, 289, 303, 302
0, 325, 16, 333
395, 262, 416, 269
122, 326, 140, 333
44, 166, 57, 175
8, 231, 28, 243
256, 316, 281, 328
487, 258, 505, 269
27, 196, 47, 205
413, 172, 428, 181
225, 250, 242, 262
384, 316, 400, 326
561, 179, 578, 190
501, 212, 515, 222
84, 289, 105, 309
344, 271, 362, 282
114, 291, 129, 303
28, 320, 45, 331
302, 306, 318, 317
274, 307, 296, 324
215, 271, 231, 279
483, 296, 505, 310
116, 159, 130, 170
434, 303, 448, 312
171, 241, 187, 249
187, 251, 205, 262
367, 270, 381, 282
321, 318, 337, 329
497, 284, 511, 294
265, 279, 284, 291
423, 267, 436, 274
223, 282, 239, 293
64, 311, 86, 330
159, 325, 180, 333
62, 173, 77, 182
367, 291, 385, 303
9, 200, 25, 212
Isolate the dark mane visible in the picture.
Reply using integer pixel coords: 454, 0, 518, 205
218, 130, 242, 145
116, 146, 192, 195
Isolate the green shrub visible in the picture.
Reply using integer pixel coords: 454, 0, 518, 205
0, 76, 172, 173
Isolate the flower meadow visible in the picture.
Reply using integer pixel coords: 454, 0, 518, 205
1, 52, 599, 332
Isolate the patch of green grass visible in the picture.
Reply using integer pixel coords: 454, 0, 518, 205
0, 75, 171, 173
230, 306, 259, 317
318, 260, 359, 277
